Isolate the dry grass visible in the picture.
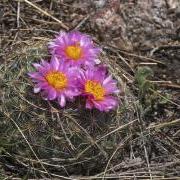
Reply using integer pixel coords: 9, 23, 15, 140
0, 0, 180, 179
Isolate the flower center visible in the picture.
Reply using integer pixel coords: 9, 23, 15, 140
65, 44, 82, 61
85, 80, 105, 101
45, 71, 67, 90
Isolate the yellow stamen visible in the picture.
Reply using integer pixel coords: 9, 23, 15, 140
45, 71, 67, 90
65, 44, 82, 61
85, 80, 105, 101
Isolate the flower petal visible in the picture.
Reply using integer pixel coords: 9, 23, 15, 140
64, 89, 80, 99
103, 75, 112, 85
48, 88, 57, 100
28, 72, 44, 81
50, 57, 59, 70
85, 100, 93, 109
34, 86, 41, 93
58, 94, 66, 107
33, 63, 42, 70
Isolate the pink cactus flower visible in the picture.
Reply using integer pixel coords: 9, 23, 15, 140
78, 66, 119, 112
28, 57, 80, 107
48, 31, 101, 67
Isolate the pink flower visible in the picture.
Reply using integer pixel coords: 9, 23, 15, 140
28, 57, 80, 107
48, 31, 101, 67
77, 66, 119, 112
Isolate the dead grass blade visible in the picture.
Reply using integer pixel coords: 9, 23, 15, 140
24, 0, 69, 30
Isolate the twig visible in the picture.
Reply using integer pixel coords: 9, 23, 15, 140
16, 155, 69, 176
150, 88, 180, 107
134, 102, 153, 179
102, 136, 131, 179
56, 112, 75, 150
24, 0, 69, 30
149, 80, 180, 89
139, 62, 157, 65
97, 119, 138, 142
17, 90, 47, 111
150, 45, 180, 56
106, 45, 166, 65
147, 118, 180, 130
73, 15, 90, 30
17, 1, 20, 28
15, 160, 73, 179
117, 53, 135, 73
77, 119, 138, 159
159, 83, 180, 89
